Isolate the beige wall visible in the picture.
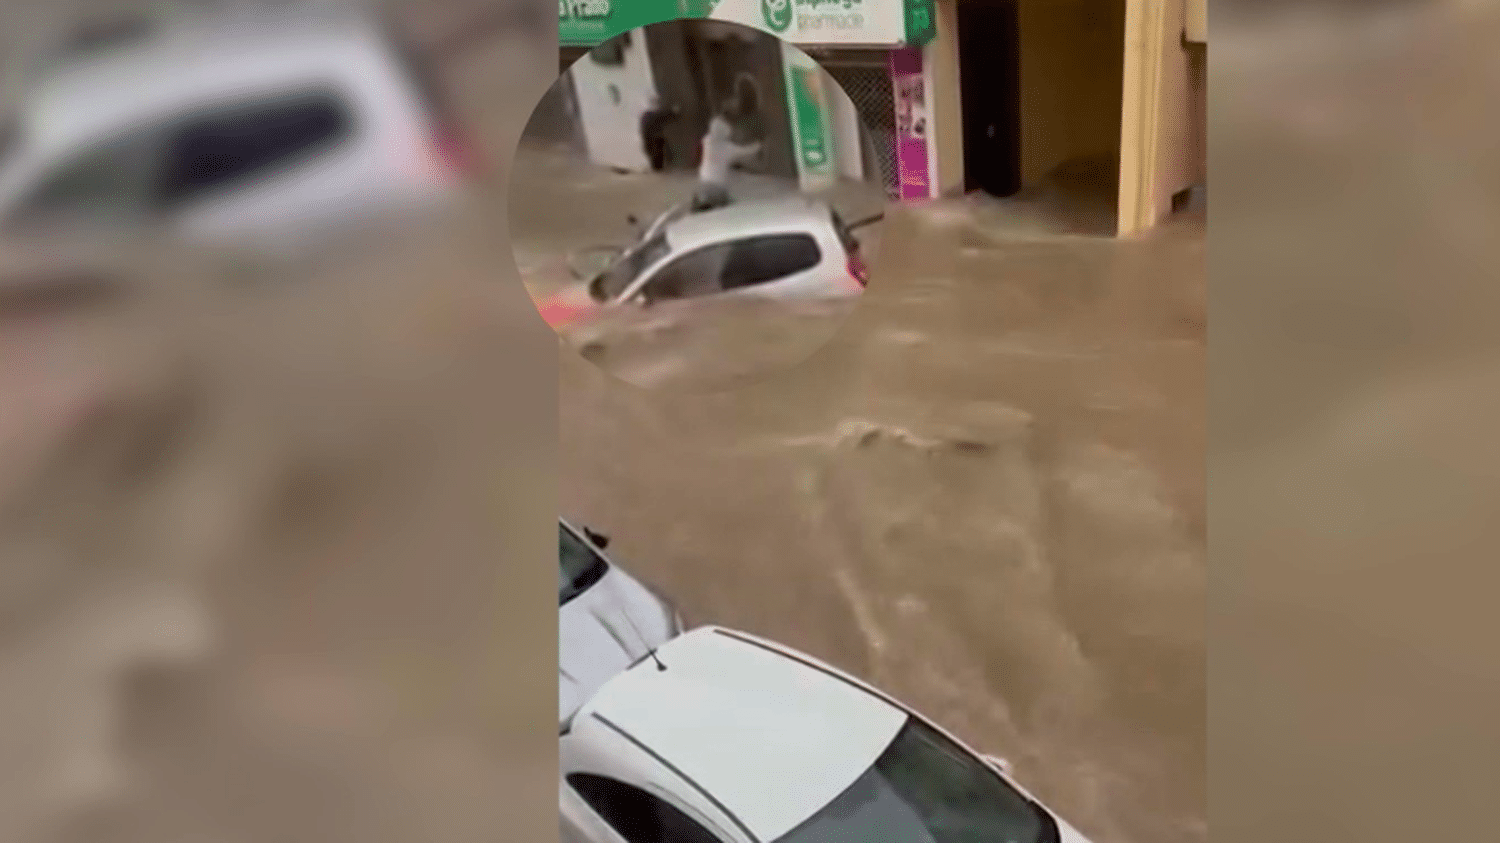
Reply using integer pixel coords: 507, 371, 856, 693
1151, 0, 1199, 210
1017, 0, 1126, 185
1187, 0, 1206, 43
928, 0, 966, 195
1118, 0, 1203, 234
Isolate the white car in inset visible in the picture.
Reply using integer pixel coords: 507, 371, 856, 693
559, 519, 685, 729
538, 197, 874, 330
560, 626, 1094, 843
0, 4, 472, 244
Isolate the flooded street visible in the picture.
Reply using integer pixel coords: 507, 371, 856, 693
556, 203, 1205, 843
0, 3, 1202, 840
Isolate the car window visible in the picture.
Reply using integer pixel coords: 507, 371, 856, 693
640, 242, 732, 302
155, 90, 354, 209
560, 523, 609, 606
720, 233, 822, 290
594, 234, 670, 301
6, 133, 163, 230
567, 774, 726, 843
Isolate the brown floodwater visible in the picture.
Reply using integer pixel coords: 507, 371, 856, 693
558, 202, 1205, 843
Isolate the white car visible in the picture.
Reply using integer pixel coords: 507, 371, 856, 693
539, 196, 873, 330
559, 519, 685, 729
0, 5, 470, 244
561, 626, 1094, 843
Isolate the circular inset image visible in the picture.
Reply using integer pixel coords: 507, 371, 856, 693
512, 19, 889, 391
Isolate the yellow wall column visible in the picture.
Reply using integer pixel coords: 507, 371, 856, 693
925, 0, 965, 196
1118, 0, 1201, 234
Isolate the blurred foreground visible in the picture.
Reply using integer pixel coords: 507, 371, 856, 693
0, 2, 560, 841
1214, 2, 1500, 841
0, 208, 560, 843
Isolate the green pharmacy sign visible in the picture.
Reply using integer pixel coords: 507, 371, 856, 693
785, 56, 832, 177
761, 0, 792, 33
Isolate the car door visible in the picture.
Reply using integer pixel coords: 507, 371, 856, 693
716, 231, 832, 300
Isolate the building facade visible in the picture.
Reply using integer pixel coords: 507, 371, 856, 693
919, 0, 1206, 234
555, 0, 1207, 235
558, 0, 938, 199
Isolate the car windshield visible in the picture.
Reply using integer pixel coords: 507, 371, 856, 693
559, 523, 609, 606
773, 718, 1056, 843
591, 233, 669, 301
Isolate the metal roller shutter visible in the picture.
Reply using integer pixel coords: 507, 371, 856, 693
812, 50, 898, 199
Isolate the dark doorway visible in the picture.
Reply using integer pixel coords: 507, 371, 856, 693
957, 0, 1021, 196
642, 21, 708, 172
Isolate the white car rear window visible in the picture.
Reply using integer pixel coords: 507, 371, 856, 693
155, 89, 355, 209
721, 233, 821, 290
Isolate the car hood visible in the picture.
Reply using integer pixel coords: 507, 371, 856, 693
559, 566, 676, 725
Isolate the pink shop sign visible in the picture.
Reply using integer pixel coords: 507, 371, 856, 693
890, 47, 931, 201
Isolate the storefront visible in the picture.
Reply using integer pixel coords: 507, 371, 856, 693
558, 0, 940, 201
916, 0, 1204, 236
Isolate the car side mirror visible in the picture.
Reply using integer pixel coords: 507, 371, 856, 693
583, 527, 610, 549
983, 755, 1014, 776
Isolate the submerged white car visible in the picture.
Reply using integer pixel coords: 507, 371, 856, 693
538, 196, 873, 330
559, 519, 685, 729
560, 626, 1093, 843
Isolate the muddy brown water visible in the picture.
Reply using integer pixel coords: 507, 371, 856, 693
560, 204, 1205, 843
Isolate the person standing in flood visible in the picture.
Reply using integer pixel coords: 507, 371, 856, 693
692, 103, 762, 211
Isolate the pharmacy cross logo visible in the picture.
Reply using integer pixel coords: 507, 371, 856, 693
761, 0, 792, 32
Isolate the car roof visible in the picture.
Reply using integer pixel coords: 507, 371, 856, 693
21, 6, 391, 152
662, 196, 834, 254
575, 626, 908, 842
